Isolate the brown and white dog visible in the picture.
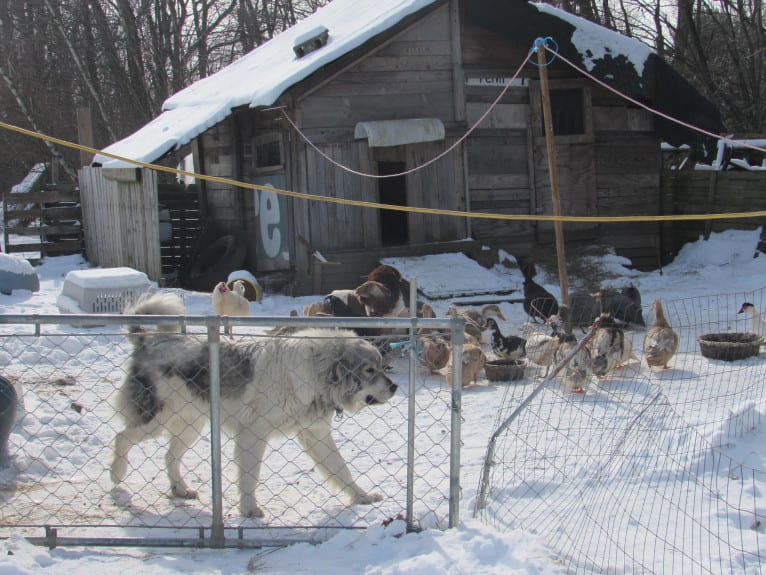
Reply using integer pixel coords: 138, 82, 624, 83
355, 264, 406, 318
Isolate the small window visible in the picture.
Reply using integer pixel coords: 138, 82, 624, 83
550, 88, 585, 136
532, 81, 592, 143
251, 133, 284, 173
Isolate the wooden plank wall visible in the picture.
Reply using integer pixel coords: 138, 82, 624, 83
460, 5, 536, 242
303, 142, 378, 251
661, 171, 766, 263
291, 4, 466, 269
78, 167, 162, 281
298, 6, 456, 131
3, 185, 83, 260
406, 138, 467, 243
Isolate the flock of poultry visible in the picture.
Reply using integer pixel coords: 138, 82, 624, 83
209, 260, 766, 395
418, 258, 683, 393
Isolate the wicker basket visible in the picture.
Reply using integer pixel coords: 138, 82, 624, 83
697, 332, 763, 361
484, 359, 526, 382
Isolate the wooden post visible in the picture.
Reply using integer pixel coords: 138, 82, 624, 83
76, 106, 95, 167
537, 41, 569, 306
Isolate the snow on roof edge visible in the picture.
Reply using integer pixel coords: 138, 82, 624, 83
532, 3, 653, 76
93, 0, 439, 168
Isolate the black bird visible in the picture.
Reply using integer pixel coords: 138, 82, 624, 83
595, 289, 645, 327
485, 318, 527, 360
621, 284, 642, 307
518, 258, 559, 322
568, 292, 601, 327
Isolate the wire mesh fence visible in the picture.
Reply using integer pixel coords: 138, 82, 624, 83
475, 288, 766, 574
0, 312, 464, 548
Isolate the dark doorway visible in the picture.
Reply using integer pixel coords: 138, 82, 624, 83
378, 161, 408, 246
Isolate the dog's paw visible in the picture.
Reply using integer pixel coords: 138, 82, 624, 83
110, 458, 127, 484
351, 491, 384, 505
170, 484, 198, 499
240, 496, 265, 518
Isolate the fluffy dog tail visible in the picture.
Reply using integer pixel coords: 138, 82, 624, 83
124, 292, 185, 341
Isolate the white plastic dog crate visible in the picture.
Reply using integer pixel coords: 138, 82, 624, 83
57, 267, 151, 314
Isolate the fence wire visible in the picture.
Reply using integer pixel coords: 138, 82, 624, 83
475, 288, 766, 574
0, 314, 463, 548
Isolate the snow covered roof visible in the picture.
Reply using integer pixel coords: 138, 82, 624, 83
94, 0, 720, 168
94, 0, 439, 168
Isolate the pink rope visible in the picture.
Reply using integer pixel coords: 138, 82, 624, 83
279, 51, 535, 179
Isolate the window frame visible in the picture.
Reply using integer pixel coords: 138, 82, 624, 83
246, 132, 285, 174
531, 78, 594, 145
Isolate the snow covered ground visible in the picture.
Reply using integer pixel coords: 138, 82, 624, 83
1, 228, 766, 573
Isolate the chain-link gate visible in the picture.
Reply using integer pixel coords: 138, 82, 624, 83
0, 311, 464, 548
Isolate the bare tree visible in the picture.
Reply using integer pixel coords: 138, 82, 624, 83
546, 0, 765, 132
0, 0, 331, 193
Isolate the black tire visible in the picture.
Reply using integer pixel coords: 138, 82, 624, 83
185, 234, 247, 292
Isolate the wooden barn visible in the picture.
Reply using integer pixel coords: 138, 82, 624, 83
90, 0, 720, 295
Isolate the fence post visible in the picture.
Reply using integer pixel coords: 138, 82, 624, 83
206, 317, 225, 548
449, 318, 464, 528
405, 279, 418, 530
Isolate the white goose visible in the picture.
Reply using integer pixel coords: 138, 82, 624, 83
738, 302, 766, 337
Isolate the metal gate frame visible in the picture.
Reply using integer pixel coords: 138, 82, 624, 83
0, 308, 465, 549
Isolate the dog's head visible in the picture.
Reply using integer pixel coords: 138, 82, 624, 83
367, 264, 403, 293
355, 281, 390, 315
329, 336, 397, 412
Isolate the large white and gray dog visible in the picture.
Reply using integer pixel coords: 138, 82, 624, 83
110, 292, 397, 518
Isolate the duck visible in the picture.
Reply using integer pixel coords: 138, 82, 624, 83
643, 299, 679, 369
553, 305, 592, 393
738, 302, 766, 337
396, 301, 436, 319
444, 343, 486, 388
418, 335, 451, 373
590, 313, 626, 378
448, 304, 507, 331
446, 306, 485, 343
484, 318, 526, 360
517, 258, 559, 323
523, 321, 559, 377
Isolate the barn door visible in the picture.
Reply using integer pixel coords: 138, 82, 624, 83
243, 129, 291, 272
249, 175, 291, 271
530, 79, 597, 236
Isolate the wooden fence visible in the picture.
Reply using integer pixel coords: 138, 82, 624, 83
78, 167, 162, 281
3, 181, 83, 262
660, 170, 766, 262
157, 183, 202, 284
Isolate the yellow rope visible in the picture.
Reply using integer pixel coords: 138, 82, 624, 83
1, 119, 763, 224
